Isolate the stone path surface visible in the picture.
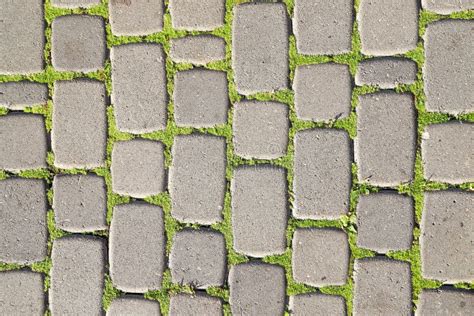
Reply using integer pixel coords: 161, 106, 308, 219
0, 0, 473, 315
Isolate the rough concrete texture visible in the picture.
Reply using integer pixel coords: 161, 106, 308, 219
0, 271, 45, 316
422, 0, 474, 14
107, 296, 161, 316
170, 0, 225, 31
356, 57, 417, 88
170, 35, 226, 65
169, 294, 222, 316
0, 81, 48, 110
52, 0, 101, 8
289, 293, 346, 316
109, 0, 163, 36
417, 288, 474, 316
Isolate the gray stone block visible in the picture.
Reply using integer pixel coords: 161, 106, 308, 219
233, 101, 289, 159
109, 0, 163, 36
356, 92, 416, 186
53, 174, 107, 233
0, 179, 47, 264
358, 0, 418, 56
231, 166, 287, 257
52, 15, 106, 72
52, 80, 107, 169
293, 129, 351, 219
292, 228, 349, 287
421, 191, 474, 283
293, 0, 353, 55
0, 81, 48, 110
111, 140, 165, 198
232, 3, 288, 95
0, 0, 44, 74
289, 293, 346, 316
169, 294, 222, 316
50, 236, 106, 316
173, 69, 228, 128
422, 122, 474, 184
170, 0, 225, 31
356, 57, 417, 88
111, 44, 167, 133
110, 203, 165, 292
170, 35, 226, 65
107, 296, 161, 316
423, 20, 474, 114
293, 63, 351, 122
52, 0, 101, 8
416, 288, 474, 316
0, 114, 47, 171
354, 258, 412, 315
0, 271, 45, 316
422, 0, 474, 14
229, 263, 286, 316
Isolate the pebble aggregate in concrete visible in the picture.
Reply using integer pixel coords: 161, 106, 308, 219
422, 0, 474, 14
52, 0, 101, 8
109, 0, 163, 36
289, 293, 346, 316
107, 296, 161, 316
170, 35, 226, 65
170, 0, 225, 31
0, 82, 48, 110
0, 271, 45, 316
416, 288, 474, 315
169, 294, 223, 316
355, 57, 417, 88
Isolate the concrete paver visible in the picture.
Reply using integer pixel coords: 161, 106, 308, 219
52, 0, 100, 8
170, 35, 226, 65
417, 288, 474, 315
169, 294, 222, 316
0, 271, 45, 316
170, 0, 225, 31
107, 296, 161, 316
289, 293, 346, 316
356, 57, 417, 88
0, 82, 48, 110
422, 0, 474, 14
109, 0, 163, 36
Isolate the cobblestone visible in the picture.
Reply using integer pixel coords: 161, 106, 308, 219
107, 296, 161, 316
170, 0, 225, 31
170, 35, 226, 65
169, 294, 222, 316
355, 57, 417, 88
417, 288, 474, 315
0, 81, 48, 110
109, 0, 163, 36
422, 0, 474, 14
289, 293, 346, 316
0, 271, 45, 315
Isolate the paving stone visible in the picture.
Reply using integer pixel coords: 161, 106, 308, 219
107, 296, 161, 316
109, 0, 163, 36
0, 0, 44, 74
51, 15, 106, 72
357, 192, 414, 253
0, 271, 45, 315
417, 288, 474, 316
231, 166, 287, 257
289, 293, 346, 316
52, 0, 101, 8
422, 0, 474, 14
356, 92, 416, 186
0, 81, 48, 110
423, 20, 474, 114
173, 69, 228, 128
293, 0, 353, 55
53, 174, 107, 233
169, 294, 222, 316
293, 129, 351, 219
110, 203, 165, 292
229, 263, 286, 316
233, 101, 289, 159
52, 80, 107, 169
421, 191, 474, 283
232, 3, 289, 95
170, 35, 226, 65
293, 63, 351, 122
111, 44, 167, 133
0, 114, 47, 171
356, 57, 417, 88
292, 228, 349, 287
111, 140, 165, 198
358, 0, 418, 56
354, 258, 412, 315
50, 236, 106, 315
170, 0, 225, 31
0, 179, 47, 264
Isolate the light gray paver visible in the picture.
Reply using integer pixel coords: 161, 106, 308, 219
417, 288, 474, 316
424, 20, 474, 114
289, 293, 346, 316
0, 271, 45, 316
0, 179, 47, 264
422, 0, 474, 14
170, 0, 225, 31
170, 294, 223, 316
294, 129, 351, 219
111, 43, 167, 133
52, 0, 101, 8
170, 35, 226, 65
52, 80, 107, 169
110, 203, 165, 293
107, 296, 161, 316
229, 263, 286, 316
292, 228, 349, 287
231, 166, 287, 257
356, 57, 417, 88
421, 191, 474, 283
50, 236, 106, 316
109, 0, 163, 36
0, 82, 48, 110
356, 92, 416, 186
232, 3, 288, 95
111, 140, 165, 198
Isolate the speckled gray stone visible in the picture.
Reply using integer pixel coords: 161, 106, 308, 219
170, 294, 223, 316
229, 263, 286, 316
232, 3, 289, 95
170, 0, 225, 31
294, 129, 351, 219
109, 0, 163, 36
289, 293, 346, 316
356, 57, 417, 88
107, 296, 161, 316
422, 0, 474, 14
111, 43, 167, 133
421, 191, 474, 283
0, 82, 48, 110
110, 203, 165, 293
417, 288, 474, 316
52, 0, 101, 8
170, 35, 226, 65
0, 271, 45, 316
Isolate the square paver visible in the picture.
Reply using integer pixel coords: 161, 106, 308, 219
289, 293, 346, 316
422, 0, 474, 14
107, 296, 161, 316
356, 57, 417, 89
170, 0, 225, 31
109, 0, 163, 36
170, 35, 226, 65
0, 271, 45, 315
170, 294, 222, 316
0, 81, 48, 110
416, 288, 474, 315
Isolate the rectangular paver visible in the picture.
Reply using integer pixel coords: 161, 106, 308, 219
289, 294, 346, 316
107, 296, 161, 316
52, 0, 100, 7
417, 288, 474, 315
109, 0, 163, 36
170, 35, 226, 65
170, 294, 222, 316
0, 81, 48, 110
0, 271, 45, 316
422, 0, 474, 14
170, 0, 225, 31
356, 57, 417, 88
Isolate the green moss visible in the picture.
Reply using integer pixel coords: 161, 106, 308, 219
102, 274, 122, 311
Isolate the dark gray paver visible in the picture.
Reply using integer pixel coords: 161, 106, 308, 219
173, 69, 228, 128
293, 63, 351, 122
356, 57, 417, 88
232, 3, 288, 95
0, 0, 44, 74
170, 0, 225, 31
0, 82, 48, 110
294, 129, 351, 219
107, 296, 161, 316
111, 140, 165, 198
170, 35, 226, 65
233, 101, 289, 159
110, 203, 165, 293
0, 114, 47, 171
354, 258, 412, 316
170, 294, 223, 316
0, 179, 47, 264
109, 0, 163, 36
0, 271, 45, 316
417, 288, 474, 316
111, 44, 167, 133
422, 122, 474, 184
358, 0, 418, 56
422, 0, 474, 14
424, 20, 474, 114
53, 174, 107, 233
50, 236, 106, 316
421, 191, 474, 283
293, 0, 353, 55
52, 80, 107, 169
289, 293, 346, 316
292, 228, 349, 287
51, 15, 106, 72
52, 0, 101, 8
356, 92, 416, 186
231, 166, 287, 257
229, 263, 286, 316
